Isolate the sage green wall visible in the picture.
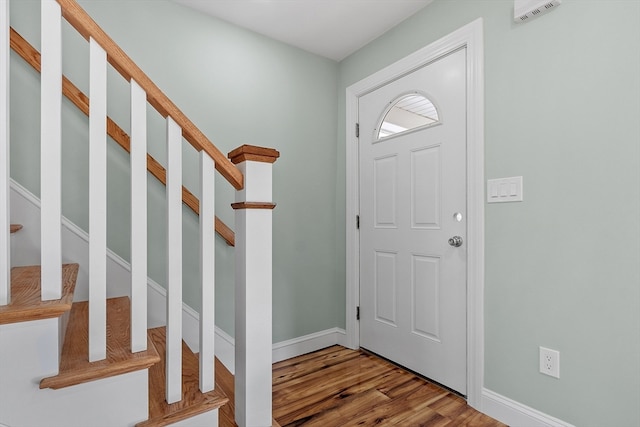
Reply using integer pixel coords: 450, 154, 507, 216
9, 0, 640, 424
9, 0, 341, 342
338, 1, 640, 426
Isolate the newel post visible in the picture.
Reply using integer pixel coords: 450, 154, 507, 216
229, 145, 279, 427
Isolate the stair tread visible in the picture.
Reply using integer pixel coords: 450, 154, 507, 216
10, 224, 23, 233
137, 327, 229, 427
0, 264, 78, 325
40, 296, 161, 390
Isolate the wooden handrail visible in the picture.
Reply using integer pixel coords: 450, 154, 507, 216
55, 0, 243, 191
10, 27, 235, 247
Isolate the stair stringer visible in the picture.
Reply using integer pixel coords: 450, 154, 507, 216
0, 318, 149, 427
8, 179, 201, 349
9, 180, 131, 301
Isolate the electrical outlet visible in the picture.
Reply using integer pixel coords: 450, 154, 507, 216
539, 347, 560, 378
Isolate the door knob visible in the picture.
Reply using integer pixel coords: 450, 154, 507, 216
448, 236, 463, 247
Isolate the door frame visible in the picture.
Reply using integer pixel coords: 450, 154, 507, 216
345, 19, 484, 408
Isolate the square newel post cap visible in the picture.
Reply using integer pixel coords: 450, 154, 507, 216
228, 145, 280, 165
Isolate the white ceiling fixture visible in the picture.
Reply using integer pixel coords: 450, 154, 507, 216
173, 0, 433, 62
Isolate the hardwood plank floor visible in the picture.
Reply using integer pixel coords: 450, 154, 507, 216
272, 346, 505, 427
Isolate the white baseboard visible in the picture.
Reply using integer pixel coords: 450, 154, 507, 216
213, 326, 347, 375
482, 388, 575, 427
273, 327, 346, 364
215, 326, 236, 374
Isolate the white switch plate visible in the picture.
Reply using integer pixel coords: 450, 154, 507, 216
487, 176, 523, 203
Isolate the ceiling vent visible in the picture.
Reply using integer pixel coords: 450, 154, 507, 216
514, 0, 561, 23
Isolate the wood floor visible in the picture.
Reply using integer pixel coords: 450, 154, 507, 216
272, 346, 506, 427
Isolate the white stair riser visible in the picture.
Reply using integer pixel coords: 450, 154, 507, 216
0, 319, 148, 427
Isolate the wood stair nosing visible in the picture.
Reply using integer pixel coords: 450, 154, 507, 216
10, 224, 23, 234
136, 327, 229, 427
40, 296, 161, 390
0, 264, 78, 325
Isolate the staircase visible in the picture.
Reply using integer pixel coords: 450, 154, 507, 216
0, 1, 278, 426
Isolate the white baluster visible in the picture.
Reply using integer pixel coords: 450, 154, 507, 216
199, 152, 215, 392
0, 0, 9, 305
166, 117, 182, 404
89, 37, 107, 362
130, 79, 147, 353
230, 145, 279, 427
40, 0, 62, 301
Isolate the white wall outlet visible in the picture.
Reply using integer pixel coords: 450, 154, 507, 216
539, 346, 560, 378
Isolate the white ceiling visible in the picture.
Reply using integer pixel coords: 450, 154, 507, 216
173, 0, 434, 62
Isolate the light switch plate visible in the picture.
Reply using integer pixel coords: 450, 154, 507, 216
487, 176, 523, 203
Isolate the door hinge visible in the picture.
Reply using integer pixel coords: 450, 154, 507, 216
356, 215, 360, 229
356, 306, 360, 320
355, 123, 360, 138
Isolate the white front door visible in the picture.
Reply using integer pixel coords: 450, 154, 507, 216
359, 48, 467, 395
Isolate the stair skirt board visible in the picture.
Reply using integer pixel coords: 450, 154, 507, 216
9, 179, 200, 344
10, 179, 348, 372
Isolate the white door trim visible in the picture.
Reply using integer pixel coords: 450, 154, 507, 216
345, 18, 484, 409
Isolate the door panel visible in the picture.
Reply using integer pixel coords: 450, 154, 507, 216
412, 254, 440, 341
374, 155, 398, 228
411, 146, 441, 229
359, 48, 467, 394
374, 250, 397, 326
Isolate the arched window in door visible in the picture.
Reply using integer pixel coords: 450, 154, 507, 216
376, 92, 440, 141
